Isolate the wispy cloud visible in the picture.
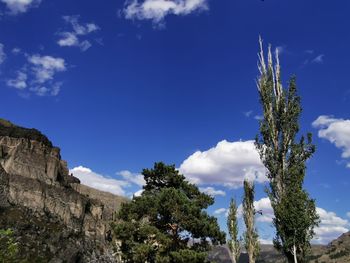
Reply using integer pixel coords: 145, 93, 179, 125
57, 15, 100, 51
0, 0, 41, 14
6, 71, 27, 89
0, 43, 6, 64
312, 54, 324, 64
199, 187, 226, 197
116, 170, 145, 187
6, 54, 67, 96
213, 208, 227, 216
305, 49, 314, 54
123, 0, 208, 27
313, 115, 350, 168
243, 110, 253, 118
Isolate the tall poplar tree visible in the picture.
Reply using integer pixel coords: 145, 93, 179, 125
255, 37, 319, 263
227, 198, 241, 263
242, 180, 259, 263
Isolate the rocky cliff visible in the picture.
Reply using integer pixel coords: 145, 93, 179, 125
0, 119, 128, 262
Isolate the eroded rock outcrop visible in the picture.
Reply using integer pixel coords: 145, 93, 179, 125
0, 119, 127, 262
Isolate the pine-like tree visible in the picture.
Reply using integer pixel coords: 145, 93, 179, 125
113, 162, 226, 263
242, 180, 259, 263
255, 37, 319, 263
227, 198, 241, 263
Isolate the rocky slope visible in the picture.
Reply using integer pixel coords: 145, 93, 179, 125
0, 119, 128, 262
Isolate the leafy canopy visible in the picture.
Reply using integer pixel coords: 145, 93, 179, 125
113, 162, 225, 263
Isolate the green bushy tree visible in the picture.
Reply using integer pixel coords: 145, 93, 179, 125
113, 162, 225, 263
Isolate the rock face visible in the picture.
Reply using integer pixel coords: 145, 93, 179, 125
0, 119, 128, 262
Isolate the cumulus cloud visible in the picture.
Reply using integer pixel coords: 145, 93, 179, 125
6, 71, 27, 89
179, 140, 267, 188
239, 197, 349, 244
70, 166, 147, 197
0, 43, 6, 64
347, 212, 350, 218
57, 15, 99, 51
0, 0, 41, 14
237, 197, 274, 223
313, 115, 350, 167
70, 166, 129, 196
314, 207, 349, 244
199, 187, 226, 197
123, 0, 208, 26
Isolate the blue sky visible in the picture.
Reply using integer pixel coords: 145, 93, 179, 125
1, 0, 350, 244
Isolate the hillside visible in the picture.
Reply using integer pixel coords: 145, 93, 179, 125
0, 119, 128, 262
209, 233, 350, 263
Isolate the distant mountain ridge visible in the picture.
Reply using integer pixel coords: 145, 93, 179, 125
209, 233, 350, 262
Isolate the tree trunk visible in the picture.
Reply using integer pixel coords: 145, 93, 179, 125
249, 253, 255, 263
293, 244, 298, 263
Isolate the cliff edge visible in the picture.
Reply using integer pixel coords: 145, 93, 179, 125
0, 119, 127, 262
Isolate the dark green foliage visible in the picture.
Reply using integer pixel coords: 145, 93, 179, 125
0, 119, 53, 148
227, 198, 241, 263
0, 229, 18, 263
242, 180, 259, 263
113, 162, 225, 263
255, 39, 319, 262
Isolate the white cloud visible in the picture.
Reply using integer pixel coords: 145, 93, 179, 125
134, 189, 144, 197
312, 54, 324, 64
0, 0, 41, 14
254, 197, 274, 223
57, 15, 99, 51
29, 82, 61, 96
346, 212, 350, 218
313, 115, 350, 167
0, 43, 6, 64
314, 207, 349, 244
123, 0, 208, 25
116, 170, 145, 187
259, 238, 273, 245
305, 50, 314, 54
179, 140, 267, 188
243, 110, 253, 118
57, 32, 79, 47
241, 197, 349, 244
237, 197, 274, 223
199, 187, 226, 197
11, 47, 21, 54
28, 54, 66, 83
70, 166, 129, 196
6, 54, 66, 96
7, 71, 27, 89
213, 208, 227, 216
